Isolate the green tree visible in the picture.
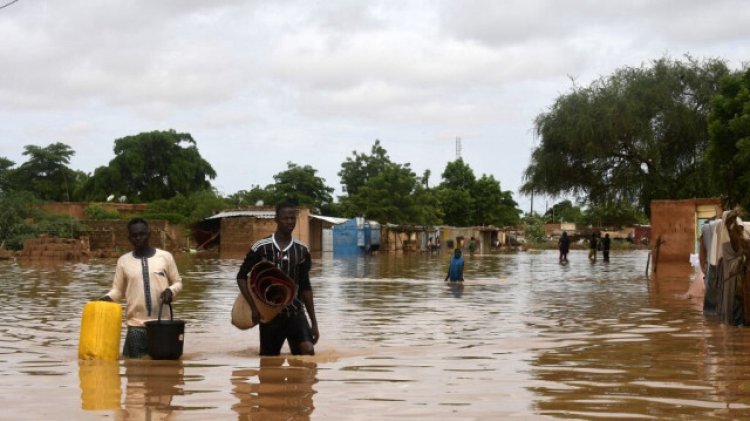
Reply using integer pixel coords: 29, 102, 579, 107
522, 213, 546, 245
437, 159, 476, 226
266, 162, 334, 212
544, 200, 584, 224
12, 142, 78, 201
581, 202, 649, 228
227, 185, 272, 208
472, 175, 521, 227
706, 68, 750, 211
0, 157, 15, 193
438, 159, 520, 226
338, 139, 391, 196
146, 190, 230, 226
0, 191, 37, 249
83, 130, 217, 202
346, 162, 440, 225
522, 56, 729, 216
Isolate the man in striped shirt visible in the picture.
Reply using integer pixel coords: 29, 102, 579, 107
236, 202, 320, 355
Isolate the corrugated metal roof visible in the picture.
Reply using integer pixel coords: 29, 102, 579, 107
310, 214, 349, 225
205, 210, 276, 220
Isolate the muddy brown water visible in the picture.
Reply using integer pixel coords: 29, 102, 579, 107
2, 250, 750, 420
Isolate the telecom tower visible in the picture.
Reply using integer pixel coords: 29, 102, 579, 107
455, 137, 462, 160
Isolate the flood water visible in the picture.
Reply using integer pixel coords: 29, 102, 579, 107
2, 250, 750, 420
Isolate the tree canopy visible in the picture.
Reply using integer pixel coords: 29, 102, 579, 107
522, 56, 730, 216
12, 143, 78, 201
229, 162, 334, 212
707, 67, 750, 211
83, 130, 216, 202
438, 158, 520, 227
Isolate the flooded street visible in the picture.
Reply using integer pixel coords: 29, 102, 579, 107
2, 250, 750, 420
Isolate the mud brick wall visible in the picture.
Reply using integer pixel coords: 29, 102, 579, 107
650, 198, 720, 263
220, 218, 276, 259
39, 202, 148, 219
19, 236, 90, 261
219, 209, 311, 259
84, 220, 184, 255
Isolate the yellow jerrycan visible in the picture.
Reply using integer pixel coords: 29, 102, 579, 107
78, 301, 122, 360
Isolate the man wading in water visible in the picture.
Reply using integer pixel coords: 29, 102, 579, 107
236, 201, 320, 355
100, 218, 183, 358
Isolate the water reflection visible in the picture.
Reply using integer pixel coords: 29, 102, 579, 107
118, 360, 185, 420
447, 282, 464, 298
232, 357, 317, 420
79, 360, 121, 410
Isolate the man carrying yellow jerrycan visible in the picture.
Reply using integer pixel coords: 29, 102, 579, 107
79, 218, 183, 360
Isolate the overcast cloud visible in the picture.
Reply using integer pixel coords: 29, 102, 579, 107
1, 0, 748, 212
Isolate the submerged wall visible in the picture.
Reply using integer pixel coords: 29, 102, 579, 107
650, 198, 721, 263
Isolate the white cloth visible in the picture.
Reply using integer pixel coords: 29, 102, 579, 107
106, 248, 183, 327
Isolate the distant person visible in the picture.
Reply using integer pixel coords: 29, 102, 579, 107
588, 232, 598, 262
445, 248, 465, 282
427, 237, 434, 253
100, 218, 183, 358
236, 201, 319, 356
558, 231, 570, 263
602, 233, 611, 262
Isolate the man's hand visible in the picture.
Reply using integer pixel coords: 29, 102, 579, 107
311, 324, 320, 344
160, 288, 173, 304
99, 295, 113, 302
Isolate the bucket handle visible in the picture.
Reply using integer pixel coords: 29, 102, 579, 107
157, 300, 173, 322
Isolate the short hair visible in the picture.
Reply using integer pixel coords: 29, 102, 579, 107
275, 200, 298, 217
127, 217, 149, 231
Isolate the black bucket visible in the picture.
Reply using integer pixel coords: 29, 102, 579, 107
144, 302, 185, 360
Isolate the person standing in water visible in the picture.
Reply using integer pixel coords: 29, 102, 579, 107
588, 232, 598, 262
236, 201, 320, 356
558, 231, 570, 263
100, 218, 183, 358
445, 248, 465, 282
602, 233, 611, 262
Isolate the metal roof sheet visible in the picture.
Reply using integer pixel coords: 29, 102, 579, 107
309, 215, 349, 225
205, 210, 276, 220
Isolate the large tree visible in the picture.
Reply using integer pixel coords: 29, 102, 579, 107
543, 200, 583, 224
706, 68, 750, 211
438, 159, 476, 226
83, 130, 216, 202
12, 143, 78, 201
338, 139, 391, 196
522, 56, 729, 216
228, 162, 334, 212
345, 162, 441, 225
338, 141, 442, 225
438, 159, 520, 227
266, 162, 334, 212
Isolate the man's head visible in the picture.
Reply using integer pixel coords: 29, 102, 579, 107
127, 218, 150, 250
454, 248, 462, 258
275, 201, 298, 236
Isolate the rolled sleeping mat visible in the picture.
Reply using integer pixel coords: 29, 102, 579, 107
231, 261, 298, 330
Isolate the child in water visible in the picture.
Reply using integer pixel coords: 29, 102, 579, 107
445, 248, 464, 282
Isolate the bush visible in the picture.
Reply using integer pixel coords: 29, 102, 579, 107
84, 204, 120, 220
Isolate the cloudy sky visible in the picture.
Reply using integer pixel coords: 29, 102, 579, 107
1, 1, 748, 212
